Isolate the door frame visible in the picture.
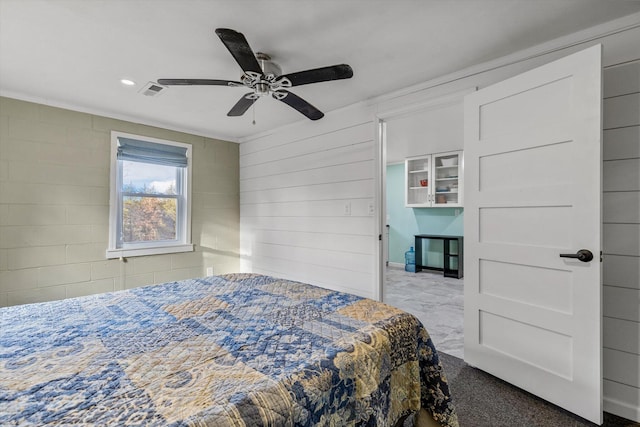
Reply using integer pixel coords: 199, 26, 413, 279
375, 88, 476, 302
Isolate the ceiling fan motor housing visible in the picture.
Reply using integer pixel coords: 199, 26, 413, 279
255, 82, 270, 96
255, 52, 281, 77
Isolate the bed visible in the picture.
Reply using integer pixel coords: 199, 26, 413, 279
0, 273, 458, 426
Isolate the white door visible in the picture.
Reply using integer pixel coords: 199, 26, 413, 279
464, 45, 602, 424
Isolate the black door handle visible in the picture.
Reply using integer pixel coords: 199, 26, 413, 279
559, 249, 594, 262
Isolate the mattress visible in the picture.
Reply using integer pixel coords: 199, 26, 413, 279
0, 273, 458, 426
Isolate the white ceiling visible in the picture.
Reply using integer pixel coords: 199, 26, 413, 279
1, 0, 640, 142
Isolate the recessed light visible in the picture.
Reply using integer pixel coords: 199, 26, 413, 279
120, 79, 136, 86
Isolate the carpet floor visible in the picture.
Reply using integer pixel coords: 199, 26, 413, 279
438, 352, 639, 427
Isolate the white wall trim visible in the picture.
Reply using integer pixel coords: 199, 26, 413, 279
374, 119, 385, 301
106, 244, 194, 259
605, 395, 640, 425
376, 87, 476, 121
0, 89, 240, 143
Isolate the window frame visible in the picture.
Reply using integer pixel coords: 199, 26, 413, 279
107, 131, 193, 259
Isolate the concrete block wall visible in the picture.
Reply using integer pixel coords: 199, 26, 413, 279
0, 97, 239, 307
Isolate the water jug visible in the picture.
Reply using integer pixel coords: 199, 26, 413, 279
405, 246, 416, 272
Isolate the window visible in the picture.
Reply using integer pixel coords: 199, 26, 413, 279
107, 132, 193, 258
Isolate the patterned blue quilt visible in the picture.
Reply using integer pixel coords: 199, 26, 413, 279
0, 273, 458, 426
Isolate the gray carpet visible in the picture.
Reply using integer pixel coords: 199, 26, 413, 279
437, 352, 638, 427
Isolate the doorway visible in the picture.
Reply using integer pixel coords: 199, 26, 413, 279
377, 90, 470, 358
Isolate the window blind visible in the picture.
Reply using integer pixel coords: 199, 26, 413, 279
117, 137, 188, 167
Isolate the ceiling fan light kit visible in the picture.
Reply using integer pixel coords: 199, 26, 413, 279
158, 28, 353, 121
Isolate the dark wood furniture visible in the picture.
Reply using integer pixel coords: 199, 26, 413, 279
414, 234, 463, 278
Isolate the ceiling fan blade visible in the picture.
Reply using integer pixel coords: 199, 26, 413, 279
279, 64, 353, 87
158, 78, 243, 86
215, 28, 262, 75
273, 90, 324, 120
228, 93, 257, 117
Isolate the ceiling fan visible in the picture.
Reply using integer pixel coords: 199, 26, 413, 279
158, 28, 353, 121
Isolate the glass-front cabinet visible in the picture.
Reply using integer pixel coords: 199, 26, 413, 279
405, 156, 432, 206
405, 150, 463, 208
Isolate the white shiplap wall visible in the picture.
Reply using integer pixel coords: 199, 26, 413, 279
239, 105, 379, 298
602, 60, 640, 421
239, 20, 640, 421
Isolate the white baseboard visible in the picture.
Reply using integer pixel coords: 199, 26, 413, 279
604, 396, 640, 423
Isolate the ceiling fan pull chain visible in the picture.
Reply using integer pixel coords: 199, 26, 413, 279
252, 100, 256, 125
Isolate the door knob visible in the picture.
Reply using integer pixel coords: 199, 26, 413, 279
559, 249, 594, 262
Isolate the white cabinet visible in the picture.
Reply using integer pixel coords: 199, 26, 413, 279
405, 156, 432, 206
405, 151, 463, 207
432, 151, 463, 207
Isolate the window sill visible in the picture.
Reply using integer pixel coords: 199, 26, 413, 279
106, 244, 194, 259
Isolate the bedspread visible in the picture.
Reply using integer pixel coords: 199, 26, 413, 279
0, 273, 457, 426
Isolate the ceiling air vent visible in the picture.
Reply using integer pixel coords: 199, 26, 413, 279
139, 81, 167, 97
